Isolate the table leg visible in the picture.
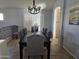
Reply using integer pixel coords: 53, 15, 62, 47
20, 43, 23, 59
47, 41, 50, 59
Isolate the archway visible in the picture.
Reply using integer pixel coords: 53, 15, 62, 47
53, 6, 61, 39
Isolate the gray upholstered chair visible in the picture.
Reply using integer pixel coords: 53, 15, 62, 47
27, 34, 46, 59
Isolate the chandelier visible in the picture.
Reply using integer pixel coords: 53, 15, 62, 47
28, 0, 41, 14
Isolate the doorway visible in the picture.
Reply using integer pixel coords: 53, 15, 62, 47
53, 6, 61, 39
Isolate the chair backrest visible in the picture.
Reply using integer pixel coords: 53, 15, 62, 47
19, 28, 27, 40
27, 34, 45, 56
31, 26, 38, 33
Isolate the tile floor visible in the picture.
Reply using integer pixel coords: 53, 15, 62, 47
50, 38, 75, 59
7, 38, 75, 59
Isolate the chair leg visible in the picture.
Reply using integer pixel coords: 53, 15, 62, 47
41, 55, 43, 59
28, 56, 30, 59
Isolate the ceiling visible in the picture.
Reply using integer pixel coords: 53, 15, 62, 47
0, 0, 55, 10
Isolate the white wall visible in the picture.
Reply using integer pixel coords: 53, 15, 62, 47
0, 8, 53, 32
23, 9, 53, 31
0, 8, 24, 31
42, 9, 53, 31
40, 12, 45, 31
23, 9, 32, 31
63, 0, 79, 58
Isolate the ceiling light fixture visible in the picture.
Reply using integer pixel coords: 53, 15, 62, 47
28, 0, 41, 14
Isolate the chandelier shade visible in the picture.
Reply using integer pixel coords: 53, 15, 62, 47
28, 0, 41, 14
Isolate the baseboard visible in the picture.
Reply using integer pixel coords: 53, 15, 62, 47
63, 46, 77, 59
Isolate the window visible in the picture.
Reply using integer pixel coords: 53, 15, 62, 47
31, 13, 41, 31
0, 13, 4, 21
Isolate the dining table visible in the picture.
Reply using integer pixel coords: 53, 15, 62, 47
19, 32, 51, 59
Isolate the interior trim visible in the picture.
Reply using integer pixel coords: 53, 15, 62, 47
63, 46, 77, 59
